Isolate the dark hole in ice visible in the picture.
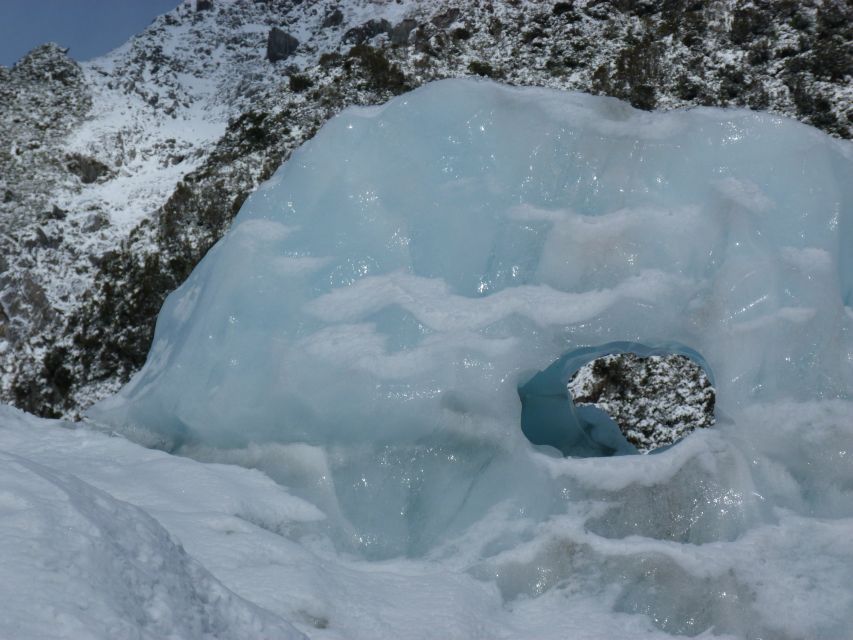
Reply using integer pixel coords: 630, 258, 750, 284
518, 342, 715, 457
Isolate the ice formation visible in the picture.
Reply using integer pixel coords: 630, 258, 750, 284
83, 79, 853, 637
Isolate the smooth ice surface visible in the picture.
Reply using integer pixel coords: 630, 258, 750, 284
83, 79, 853, 637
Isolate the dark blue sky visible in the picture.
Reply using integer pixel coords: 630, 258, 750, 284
0, 0, 181, 66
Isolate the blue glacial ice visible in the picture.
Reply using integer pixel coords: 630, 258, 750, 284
88, 79, 853, 637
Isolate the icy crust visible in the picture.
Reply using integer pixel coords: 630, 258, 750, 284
568, 353, 715, 453
89, 80, 853, 570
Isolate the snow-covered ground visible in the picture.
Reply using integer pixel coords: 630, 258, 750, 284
3, 398, 852, 639
0, 408, 304, 639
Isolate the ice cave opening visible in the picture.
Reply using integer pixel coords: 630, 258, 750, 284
519, 342, 716, 457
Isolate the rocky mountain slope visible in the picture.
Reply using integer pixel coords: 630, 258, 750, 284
1, 0, 850, 418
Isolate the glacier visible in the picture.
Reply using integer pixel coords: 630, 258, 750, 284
72, 79, 853, 637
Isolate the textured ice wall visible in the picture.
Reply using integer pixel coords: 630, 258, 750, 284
91, 80, 853, 569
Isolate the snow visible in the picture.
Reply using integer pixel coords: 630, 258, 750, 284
0, 408, 305, 640
3, 396, 853, 638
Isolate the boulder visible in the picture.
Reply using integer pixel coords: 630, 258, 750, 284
82, 211, 110, 233
46, 205, 67, 221
66, 153, 110, 184
389, 19, 418, 46
431, 8, 461, 29
266, 28, 299, 63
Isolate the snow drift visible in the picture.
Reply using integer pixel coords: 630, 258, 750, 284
0, 407, 305, 639
78, 79, 853, 637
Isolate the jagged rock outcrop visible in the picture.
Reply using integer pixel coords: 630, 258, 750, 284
1, 0, 850, 418
344, 19, 392, 45
322, 8, 344, 29
66, 153, 111, 184
0, 44, 93, 415
0, 43, 91, 213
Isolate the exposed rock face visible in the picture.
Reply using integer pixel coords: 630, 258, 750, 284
266, 28, 299, 62
431, 8, 461, 29
389, 19, 418, 46
0, 44, 92, 416
344, 19, 392, 45
0, 44, 91, 211
569, 354, 716, 453
322, 8, 344, 29
1, 0, 851, 419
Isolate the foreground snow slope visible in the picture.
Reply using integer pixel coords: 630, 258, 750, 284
3, 398, 853, 639
0, 406, 307, 639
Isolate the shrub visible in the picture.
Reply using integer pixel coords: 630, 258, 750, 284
347, 45, 410, 94
468, 60, 496, 77
553, 2, 574, 17
289, 74, 313, 92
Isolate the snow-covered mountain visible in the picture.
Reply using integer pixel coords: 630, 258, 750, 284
1, 0, 851, 418
1, 3, 852, 638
